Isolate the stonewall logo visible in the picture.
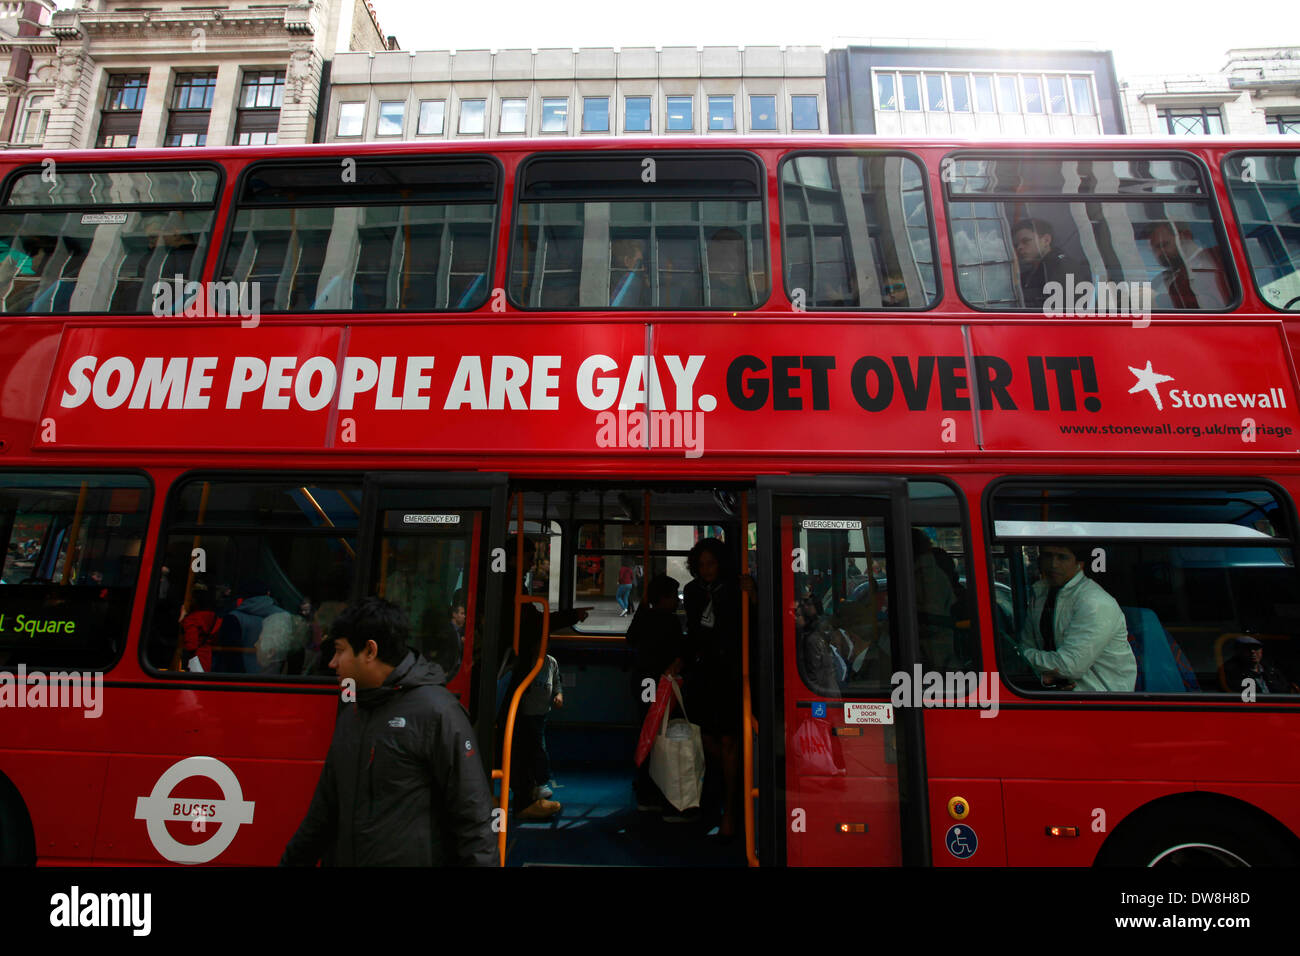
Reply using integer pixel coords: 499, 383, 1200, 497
1128, 360, 1288, 413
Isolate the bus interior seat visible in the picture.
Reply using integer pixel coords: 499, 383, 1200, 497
1122, 606, 1198, 693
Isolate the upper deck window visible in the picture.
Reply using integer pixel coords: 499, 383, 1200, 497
945, 154, 1239, 312
217, 158, 498, 313
780, 152, 938, 309
1224, 153, 1300, 312
509, 152, 768, 310
0, 166, 218, 314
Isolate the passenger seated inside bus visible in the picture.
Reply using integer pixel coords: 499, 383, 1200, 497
1013, 542, 1137, 692
1223, 635, 1297, 695
609, 237, 649, 307
1012, 218, 1090, 310
1147, 220, 1230, 310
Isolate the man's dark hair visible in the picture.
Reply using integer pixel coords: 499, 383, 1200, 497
450, 587, 466, 612
1042, 541, 1091, 564
646, 574, 680, 605
331, 597, 411, 666
1012, 218, 1054, 241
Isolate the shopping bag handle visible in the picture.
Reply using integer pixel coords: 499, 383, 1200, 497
659, 675, 690, 735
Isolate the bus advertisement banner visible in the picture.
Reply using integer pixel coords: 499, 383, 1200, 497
34, 320, 1300, 457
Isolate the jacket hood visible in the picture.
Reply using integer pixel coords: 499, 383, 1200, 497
234, 594, 283, 619
358, 651, 447, 708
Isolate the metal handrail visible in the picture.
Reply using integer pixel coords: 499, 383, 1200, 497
495, 594, 550, 867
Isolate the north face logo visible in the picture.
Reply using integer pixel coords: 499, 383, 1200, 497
388, 717, 406, 728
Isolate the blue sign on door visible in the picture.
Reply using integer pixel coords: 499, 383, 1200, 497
945, 824, 977, 859
811, 702, 827, 719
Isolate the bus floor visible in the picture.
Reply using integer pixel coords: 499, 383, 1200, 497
499, 765, 748, 867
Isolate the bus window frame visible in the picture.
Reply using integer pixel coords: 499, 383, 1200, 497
0, 161, 225, 317
213, 153, 505, 315
0, 467, 154, 675
981, 473, 1300, 703
1221, 148, 1300, 314
505, 148, 772, 312
139, 468, 366, 683
776, 148, 943, 313
941, 148, 1244, 314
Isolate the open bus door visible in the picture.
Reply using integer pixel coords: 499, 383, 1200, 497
356, 472, 508, 792
757, 476, 931, 866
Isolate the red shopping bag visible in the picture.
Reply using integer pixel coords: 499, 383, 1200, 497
635, 675, 677, 767
792, 715, 846, 776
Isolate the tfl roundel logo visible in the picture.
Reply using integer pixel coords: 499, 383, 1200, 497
134, 757, 255, 864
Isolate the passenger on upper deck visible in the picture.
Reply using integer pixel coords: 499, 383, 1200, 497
1013, 218, 1090, 310
1015, 543, 1137, 692
609, 237, 650, 307
1148, 221, 1230, 310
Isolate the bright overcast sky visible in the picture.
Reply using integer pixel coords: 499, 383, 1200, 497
365, 0, 1296, 78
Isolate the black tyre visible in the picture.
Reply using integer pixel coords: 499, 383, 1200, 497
1097, 806, 1297, 867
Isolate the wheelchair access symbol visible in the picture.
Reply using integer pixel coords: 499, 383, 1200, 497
134, 756, 255, 864
945, 823, 977, 860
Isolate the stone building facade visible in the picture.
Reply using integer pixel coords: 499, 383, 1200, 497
321, 46, 827, 142
1122, 48, 1300, 136
3, 0, 393, 151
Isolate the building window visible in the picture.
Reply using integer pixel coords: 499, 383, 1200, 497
875, 75, 896, 111
19, 94, 49, 144
997, 75, 1019, 113
1070, 75, 1095, 114
165, 73, 216, 147
500, 98, 526, 134
750, 94, 776, 129
541, 98, 567, 133
97, 73, 148, 148
925, 75, 946, 111
377, 101, 404, 136
337, 102, 365, 137
667, 95, 692, 131
234, 71, 284, 145
1158, 107, 1224, 135
900, 74, 921, 111
1022, 75, 1044, 114
792, 95, 819, 130
417, 100, 445, 135
582, 96, 609, 132
1047, 75, 1069, 114
949, 75, 970, 112
625, 96, 650, 132
1269, 114, 1300, 135
708, 95, 734, 131
973, 75, 995, 112
458, 99, 485, 134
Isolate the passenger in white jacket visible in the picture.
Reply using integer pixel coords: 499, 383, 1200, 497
1017, 543, 1137, 692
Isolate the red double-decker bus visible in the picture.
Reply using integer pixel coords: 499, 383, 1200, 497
1, 135, 1299, 868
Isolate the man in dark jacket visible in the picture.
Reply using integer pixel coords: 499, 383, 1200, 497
1012, 218, 1089, 310
281, 597, 498, 866
626, 575, 684, 812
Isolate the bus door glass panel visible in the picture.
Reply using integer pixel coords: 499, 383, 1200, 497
368, 506, 487, 705
777, 500, 916, 866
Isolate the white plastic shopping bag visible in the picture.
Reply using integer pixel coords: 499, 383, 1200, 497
649, 678, 706, 812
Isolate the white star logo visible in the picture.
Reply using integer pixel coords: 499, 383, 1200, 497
1128, 361, 1175, 410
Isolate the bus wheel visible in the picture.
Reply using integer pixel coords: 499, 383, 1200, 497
0, 779, 36, 866
1096, 797, 1299, 867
